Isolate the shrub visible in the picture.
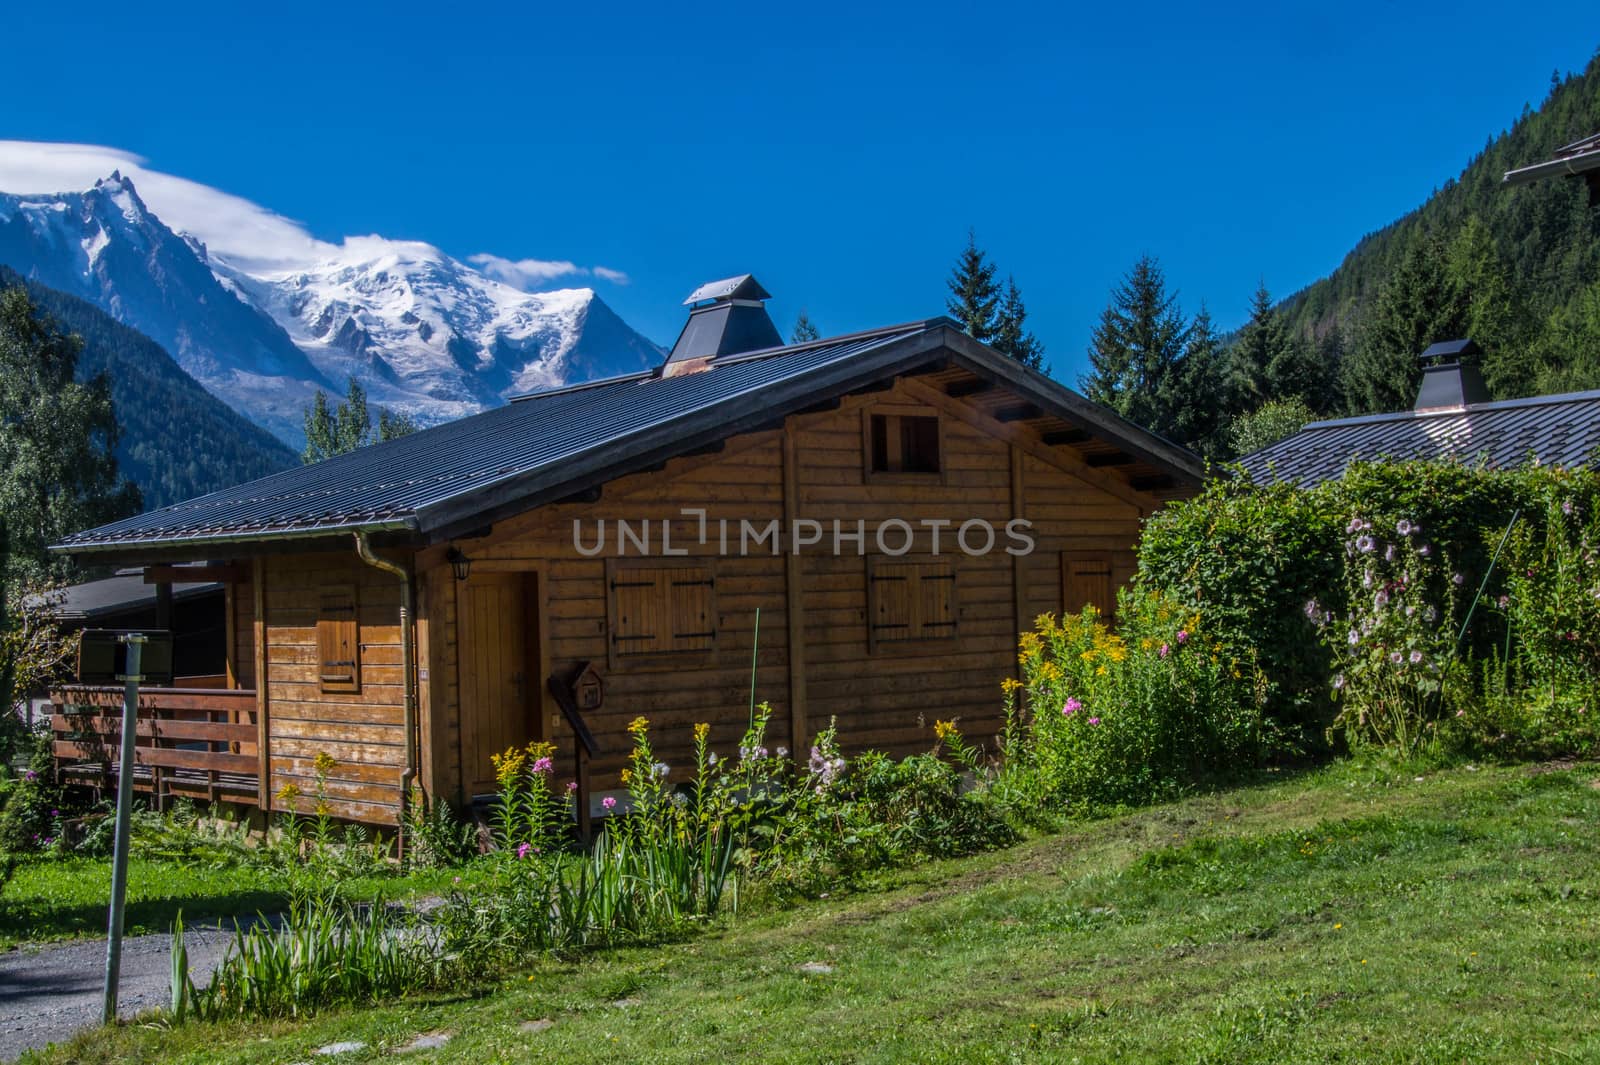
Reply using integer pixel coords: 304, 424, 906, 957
1314, 514, 1467, 756
1135, 474, 1340, 742
1013, 591, 1270, 811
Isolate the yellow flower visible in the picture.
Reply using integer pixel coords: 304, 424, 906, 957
694, 722, 711, 743
312, 751, 338, 776
1001, 677, 1022, 694
1095, 664, 1108, 676
276, 782, 302, 804
933, 720, 958, 742
627, 716, 650, 737
620, 767, 633, 784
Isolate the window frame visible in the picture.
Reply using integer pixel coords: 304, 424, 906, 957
1061, 551, 1116, 622
866, 555, 960, 654
604, 557, 720, 670
861, 404, 946, 485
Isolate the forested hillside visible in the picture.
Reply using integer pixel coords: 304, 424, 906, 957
0, 266, 297, 508
1281, 51, 1600, 406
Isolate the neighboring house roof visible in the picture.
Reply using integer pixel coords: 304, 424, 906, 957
1503, 131, 1600, 189
1239, 388, 1600, 487
37, 573, 222, 621
55, 319, 1203, 557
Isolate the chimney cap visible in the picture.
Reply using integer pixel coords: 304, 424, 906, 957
1420, 338, 1481, 363
683, 274, 771, 307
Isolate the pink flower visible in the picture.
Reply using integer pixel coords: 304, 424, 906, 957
601, 796, 617, 810
1176, 630, 1189, 645
530, 756, 554, 775
517, 842, 531, 859
1087, 717, 1101, 725
566, 781, 578, 792
1063, 697, 1081, 717
1158, 643, 1170, 659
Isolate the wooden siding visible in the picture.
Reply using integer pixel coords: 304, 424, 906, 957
259, 552, 408, 824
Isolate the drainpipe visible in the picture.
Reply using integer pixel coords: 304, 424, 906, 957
353, 532, 418, 832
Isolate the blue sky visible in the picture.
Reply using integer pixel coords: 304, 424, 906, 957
4, 1, 1596, 380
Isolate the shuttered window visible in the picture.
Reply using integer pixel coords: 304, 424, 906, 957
1062, 554, 1114, 620
317, 584, 360, 693
869, 559, 958, 650
608, 562, 717, 661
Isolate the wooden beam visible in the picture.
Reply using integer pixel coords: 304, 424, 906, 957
143, 564, 247, 584
1010, 444, 1028, 663
1086, 452, 1137, 468
1042, 428, 1091, 446
995, 402, 1042, 423
895, 377, 1164, 512
1131, 475, 1175, 492
224, 581, 238, 689
782, 421, 808, 762
252, 557, 270, 811
945, 377, 993, 398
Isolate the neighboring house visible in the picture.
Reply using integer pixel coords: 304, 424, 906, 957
51, 275, 1202, 826
1241, 340, 1600, 486
1503, 131, 1600, 204
45, 569, 228, 679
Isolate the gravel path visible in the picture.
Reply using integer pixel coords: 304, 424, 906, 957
0, 917, 269, 1062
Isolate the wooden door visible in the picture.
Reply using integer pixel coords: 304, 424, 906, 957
1062, 554, 1114, 619
458, 572, 538, 798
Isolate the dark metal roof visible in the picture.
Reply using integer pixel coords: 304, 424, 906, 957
683, 274, 770, 305
1239, 388, 1600, 487
32, 573, 222, 620
1504, 131, 1600, 186
56, 318, 1204, 556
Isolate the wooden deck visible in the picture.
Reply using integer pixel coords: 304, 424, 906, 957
50, 684, 263, 809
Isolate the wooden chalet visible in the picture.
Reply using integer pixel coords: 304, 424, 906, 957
51, 275, 1203, 828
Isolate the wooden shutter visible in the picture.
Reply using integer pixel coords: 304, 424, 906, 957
317, 585, 360, 693
1062, 554, 1114, 619
917, 562, 957, 637
667, 567, 716, 651
870, 560, 958, 650
869, 562, 916, 647
609, 562, 717, 661
610, 570, 662, 657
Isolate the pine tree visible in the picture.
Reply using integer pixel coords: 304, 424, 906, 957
991, 276, 1045, 370
302, 376, 416, 464
0, 287, 140, 583
1343, 232, 1468, 414
1081, 255, 1189, 437
1447, 215, 1534, 396
1167, 305, 1229, 456
790, 310, 821, 344
945, 230, 1001, 342
1225, 283, 1301, 415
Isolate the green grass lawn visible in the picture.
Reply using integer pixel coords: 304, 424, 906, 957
24, 759, 1600, 1064
0, 856, 487, 950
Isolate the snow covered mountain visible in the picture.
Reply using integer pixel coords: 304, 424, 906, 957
0, 145, 662, 446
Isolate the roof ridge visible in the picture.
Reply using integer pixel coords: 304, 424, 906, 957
1301, 387, 1600, 431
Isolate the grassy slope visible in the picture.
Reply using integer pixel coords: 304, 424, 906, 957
27, 760, 1600, 1064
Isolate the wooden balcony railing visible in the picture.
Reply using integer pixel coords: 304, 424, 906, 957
50, 684, 262, 808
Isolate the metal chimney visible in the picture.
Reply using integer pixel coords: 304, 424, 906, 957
1415, 339, 1490, 411
665, 274, 782, 372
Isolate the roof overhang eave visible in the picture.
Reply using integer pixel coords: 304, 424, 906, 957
50, 516, 421, 561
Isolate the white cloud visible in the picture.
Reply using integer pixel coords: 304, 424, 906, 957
0, 140, 334, 273
467, 253, 586, 289
466, 254, 631, 291
0, 140, 633, 288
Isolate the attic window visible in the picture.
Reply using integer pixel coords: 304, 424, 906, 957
866, 409, 942, 478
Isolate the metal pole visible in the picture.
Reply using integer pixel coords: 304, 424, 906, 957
102, 635, 144, 1025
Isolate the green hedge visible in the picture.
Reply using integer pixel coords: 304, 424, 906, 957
1136, 461, 1600, 753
